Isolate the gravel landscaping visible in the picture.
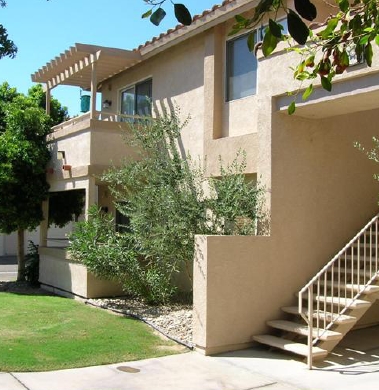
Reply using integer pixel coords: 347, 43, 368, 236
86, 297, 193, 348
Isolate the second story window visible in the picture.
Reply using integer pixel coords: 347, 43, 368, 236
121, 78, 152, 118
226, 33, 258, 102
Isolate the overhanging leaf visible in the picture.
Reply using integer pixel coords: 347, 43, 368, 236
252, 0, 274, 22
262, 30, 278, 57
150, 8, 166, 26
235, 14, 247, 23
365, 42, 373, 66
319, 18, 338, 39
174, 4, 192, 26
321, 76, 332, 92
247, 32, 255, 52
287, 10, 309, 45
302, 83, 313, 100
288, 101, 296, 115
269, 19, 282, 38
339, 0, 349, 12
340, 50, 349, 67
294, 0, 317, 21
141, 9, 152, 19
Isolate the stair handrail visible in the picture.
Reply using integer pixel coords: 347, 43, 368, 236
298, 213, 379, 369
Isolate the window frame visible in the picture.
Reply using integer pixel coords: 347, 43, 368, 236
120, 78, 153, 119
225, 31, 258, 102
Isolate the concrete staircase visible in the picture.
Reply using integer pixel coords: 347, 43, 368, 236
253, 215, 379, 368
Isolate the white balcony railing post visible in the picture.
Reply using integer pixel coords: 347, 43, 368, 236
308, 284, 314, 369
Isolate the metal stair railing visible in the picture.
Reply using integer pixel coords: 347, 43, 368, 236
298, 214, 379, 369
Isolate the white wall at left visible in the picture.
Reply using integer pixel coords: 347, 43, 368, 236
0, 230, 40, 256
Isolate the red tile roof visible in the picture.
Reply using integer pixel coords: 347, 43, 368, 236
136, 0, 236, 50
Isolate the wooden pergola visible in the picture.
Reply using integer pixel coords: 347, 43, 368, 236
31, 43, 142, 118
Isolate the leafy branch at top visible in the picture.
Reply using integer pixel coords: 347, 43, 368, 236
288, 0, 379, 113
142, 0, 192, 26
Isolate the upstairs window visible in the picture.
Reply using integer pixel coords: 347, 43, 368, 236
120, 78, 152, 118
226, 33, 258, 101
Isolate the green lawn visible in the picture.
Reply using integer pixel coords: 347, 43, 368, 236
0, 292, 182, 372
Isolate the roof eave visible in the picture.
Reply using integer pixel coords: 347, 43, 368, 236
138, 0, 259, 59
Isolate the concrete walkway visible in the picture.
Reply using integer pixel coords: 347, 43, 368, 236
0, 352, 300, 390
0, 256, 17, 281
1, 325, 379, 390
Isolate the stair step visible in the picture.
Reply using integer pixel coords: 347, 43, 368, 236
267, 320, 343, 341
281, 306, 356, 325
315, 295, 371, 308
253, 334, 328, 358
364, 231, 379, 237
321, 282, 379, 295
344, 255, 379, 262
328, 269, 379, 280
352, 244, 379, 254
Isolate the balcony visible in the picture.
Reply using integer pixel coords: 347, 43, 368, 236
46, 111, 140, 183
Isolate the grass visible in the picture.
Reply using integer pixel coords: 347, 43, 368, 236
0, 292, 183, 372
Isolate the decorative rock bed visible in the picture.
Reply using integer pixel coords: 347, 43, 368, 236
86, 297, 193, 348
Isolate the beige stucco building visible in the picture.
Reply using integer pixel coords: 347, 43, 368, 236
32, 0, 379, 366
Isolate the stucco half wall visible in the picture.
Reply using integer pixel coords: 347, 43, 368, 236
39, 247, 124, 298
193, 235, 273, 355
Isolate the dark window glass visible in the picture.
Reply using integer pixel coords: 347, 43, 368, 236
136, 79, 152, 116
115, 204, 130, 233
226, 33, 258, 101
120, 79, 152, 119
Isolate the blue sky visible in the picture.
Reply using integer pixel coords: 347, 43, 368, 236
0, 0, 218, 116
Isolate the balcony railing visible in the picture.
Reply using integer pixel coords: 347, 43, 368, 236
51, 111, 150, 133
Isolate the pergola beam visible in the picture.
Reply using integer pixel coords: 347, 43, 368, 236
31, 43, 142, 90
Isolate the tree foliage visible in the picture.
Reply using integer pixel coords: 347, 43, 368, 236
0, 105, 51, 234
0, 100, 51, 281
27, 84, 69, 126
69, 110, 265, 303
0, 1, 17, 59
48, 190, 85, 228
0, 82, 68, 132
143, 0, 379, 113
0, 82, 69, 280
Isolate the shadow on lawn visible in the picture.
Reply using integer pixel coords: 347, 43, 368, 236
0, 281, 55, 296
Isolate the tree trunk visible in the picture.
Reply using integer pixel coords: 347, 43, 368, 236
17, 228, 25, 281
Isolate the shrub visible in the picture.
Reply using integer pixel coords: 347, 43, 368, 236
69, 109, 266, 303
24, 241, 39, 286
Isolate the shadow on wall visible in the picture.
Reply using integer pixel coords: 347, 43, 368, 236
153, 98, 188, 161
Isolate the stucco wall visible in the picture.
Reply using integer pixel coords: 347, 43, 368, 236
39, 248, 123, 298
193, 105, 379, 354
101, 35, 205, 161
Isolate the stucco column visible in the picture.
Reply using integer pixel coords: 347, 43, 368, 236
85, 177, 98, 220
203, 24, 224, 143
39, 200, 49, 247
90, 58, 97, 120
